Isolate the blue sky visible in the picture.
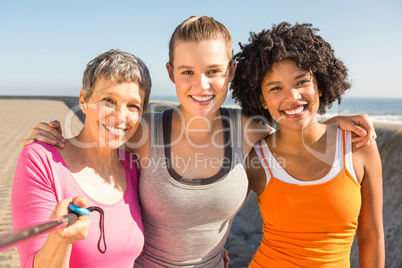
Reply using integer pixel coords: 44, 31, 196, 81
0, 0, 401, 99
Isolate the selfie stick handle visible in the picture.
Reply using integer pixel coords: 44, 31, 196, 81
0, 213, 78, 251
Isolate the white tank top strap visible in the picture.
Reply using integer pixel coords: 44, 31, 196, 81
342, 130, 358, 183
253, 139, 273, 188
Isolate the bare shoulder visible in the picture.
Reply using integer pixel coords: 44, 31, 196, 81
352, 134, 382, 184
352, 132, 381, 161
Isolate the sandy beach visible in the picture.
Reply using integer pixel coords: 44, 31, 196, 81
0, 99, 83, 267
0, 98, 400, 267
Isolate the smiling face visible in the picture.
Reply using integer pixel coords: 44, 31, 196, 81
80, 78, 145, 148
166, 39, 235, 118
260, 59, 321, 130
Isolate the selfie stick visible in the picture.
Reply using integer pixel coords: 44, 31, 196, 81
0, 204, 90, 252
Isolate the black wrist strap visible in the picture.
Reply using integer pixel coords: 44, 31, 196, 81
87, 206, 106, 254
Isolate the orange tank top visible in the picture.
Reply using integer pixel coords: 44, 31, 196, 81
249, 129, 361, 268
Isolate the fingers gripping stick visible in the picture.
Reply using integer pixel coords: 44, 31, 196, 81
68, 203, 90, 219
0, 204, 105, 253
66, 204, 91, 226
0, 205, 88, 251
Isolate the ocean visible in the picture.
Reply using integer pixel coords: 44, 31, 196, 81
150, 95, 402, 125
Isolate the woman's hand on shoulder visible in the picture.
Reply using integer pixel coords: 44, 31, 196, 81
324, 114, 376, 148
21, 120, 66, 148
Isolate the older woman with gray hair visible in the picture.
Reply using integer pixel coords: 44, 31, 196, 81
11, 49, 151, 267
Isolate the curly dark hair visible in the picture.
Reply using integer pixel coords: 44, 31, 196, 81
230, 22, 351, 123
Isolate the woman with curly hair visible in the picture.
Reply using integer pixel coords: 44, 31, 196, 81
231, 22, 384, 267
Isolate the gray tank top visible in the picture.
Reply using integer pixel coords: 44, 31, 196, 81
134, 108, 248, 267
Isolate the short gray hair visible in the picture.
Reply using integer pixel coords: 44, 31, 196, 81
82, 49, 152, 109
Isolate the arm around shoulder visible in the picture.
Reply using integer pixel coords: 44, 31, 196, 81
21, 120, 66, 148
325, 114, 376, 148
